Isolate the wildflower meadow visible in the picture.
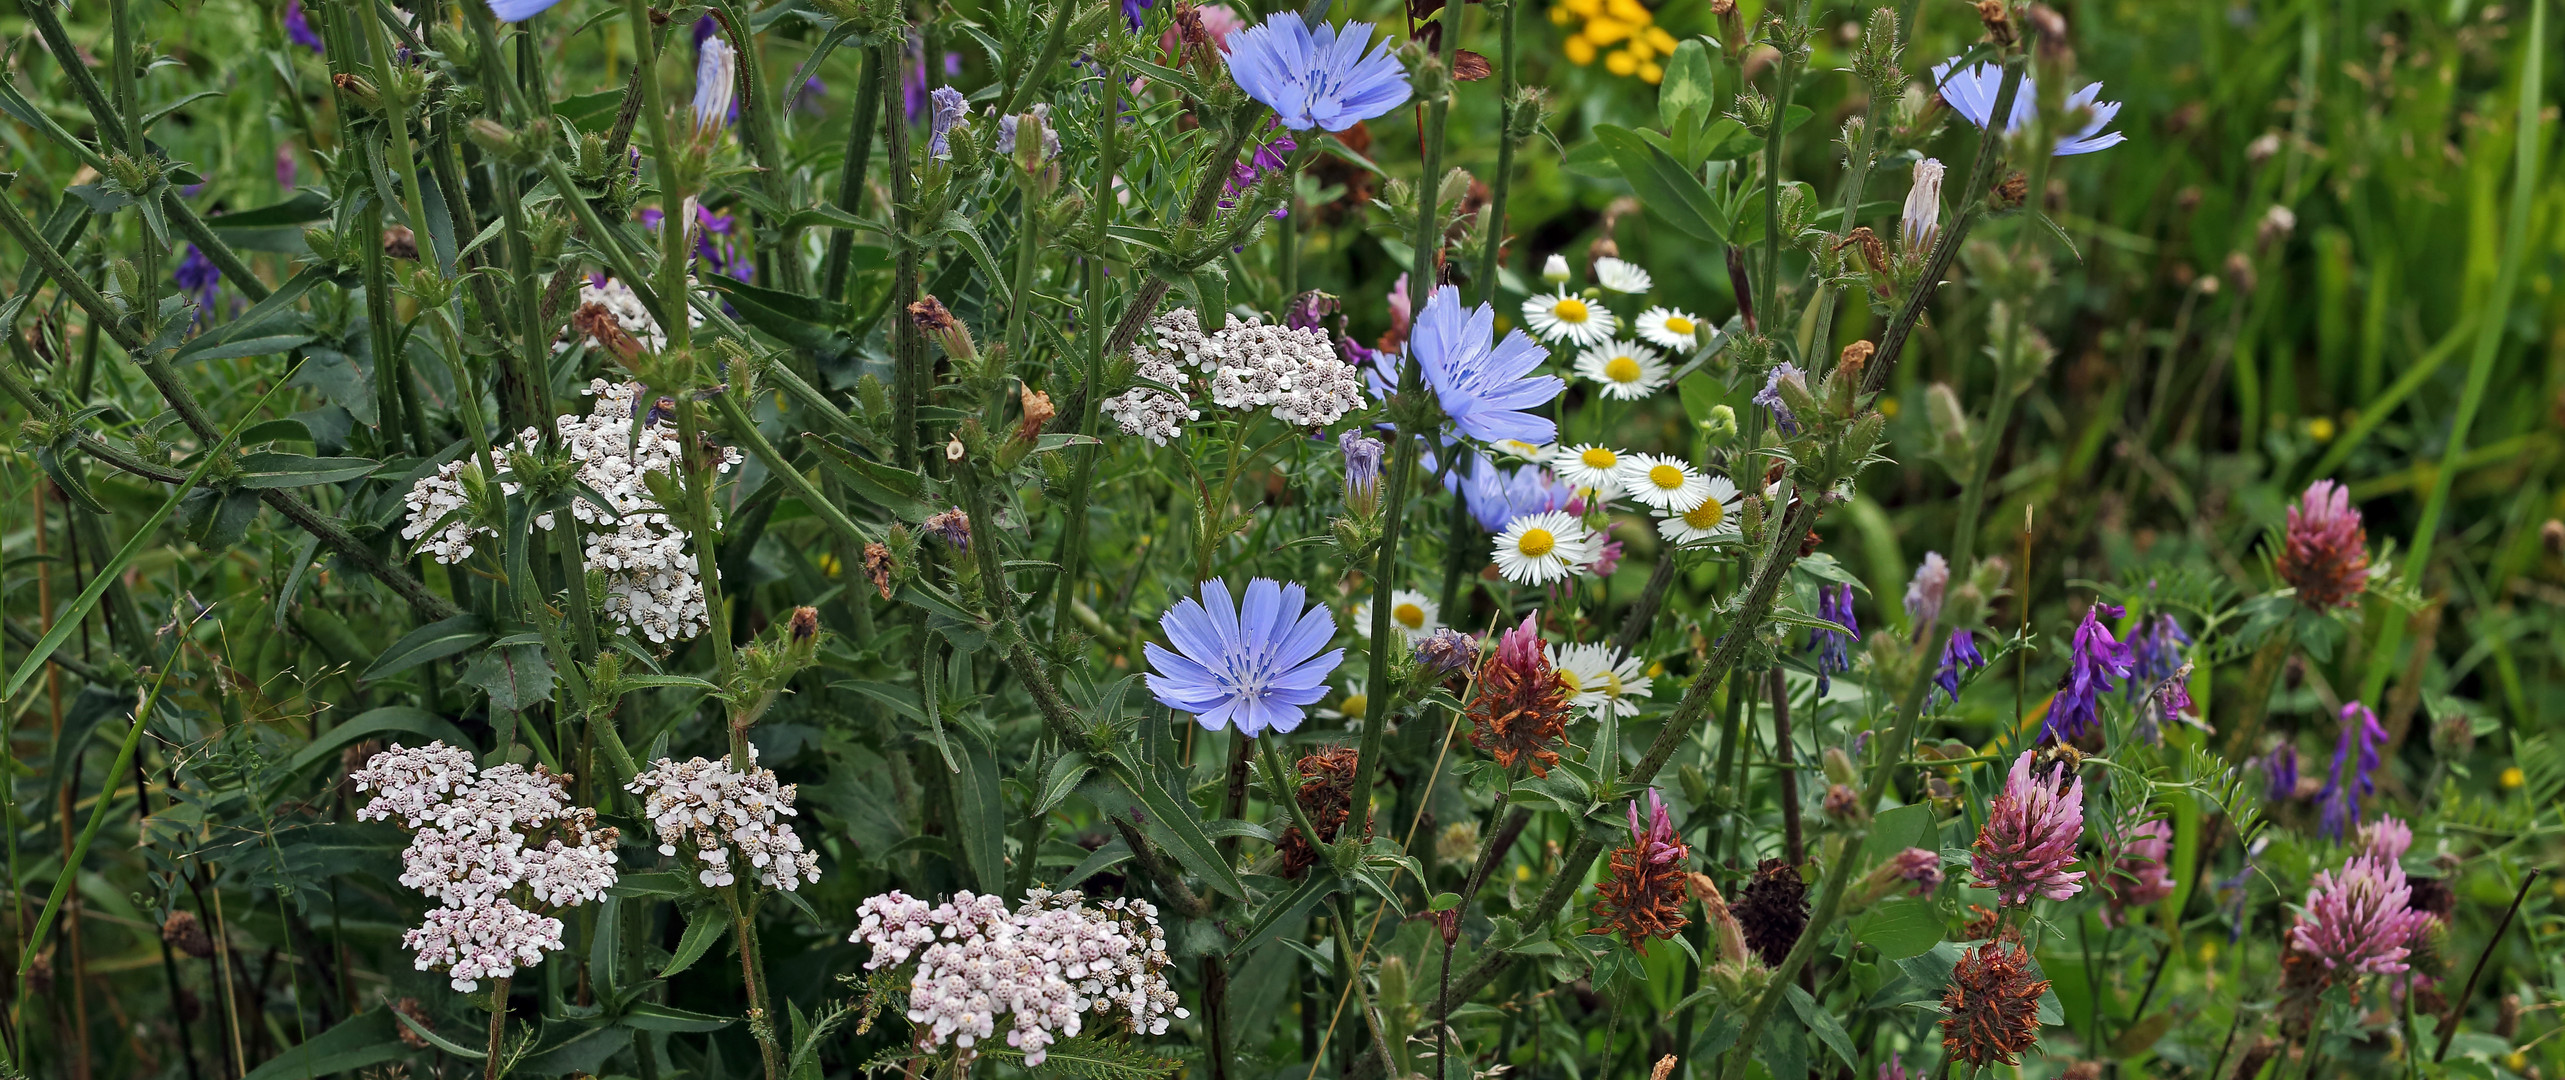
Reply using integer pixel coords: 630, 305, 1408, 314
0, 0, 2560, 1077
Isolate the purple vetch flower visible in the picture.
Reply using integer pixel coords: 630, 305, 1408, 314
2316, 701, 2388, 840
2046, 601, 2134, 743
276, 145, 299, 190
1970, 750, 2087, 906
1220, 132, 1297, 218
1808, 583, 1858, 695
2134, 662, 2198, 745
1411, 627, 1480, 678
795, 76, 827, 114
1460, 454, 1573, 533
1222, 13, 1412, 133
1929, 57, 2127, 156
1120, 0, 1155, 30
1406, 286, 1565, 446
1932, 628, 1986, 706
1285, 291, 1338, 334
1904, 551, 1948, 629
2125, 612, 2191, 698
1144, 578, 1347, 736
1339, 431, 1384, 517
2261, 743, 2300, 803
2288, 853, 2431, 976
173, 245, 221, 325
1753, 361, 1805, 434
2360, 814, 2413, 862
286, 0, 324, 51
1857, 847, 1945, 905
926, 86, 969, 158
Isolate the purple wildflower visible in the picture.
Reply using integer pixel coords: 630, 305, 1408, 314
1411, 627, 1480, 678
2359, 814, 2413, 862
923, 507, 971, 552
1587, 540, 1624, 578
1120, 0, 1154, 30
2261, 744, 2300, 803
1286, 291, 1338, 334
1904, 551, 1948, 629
1857, 847, 1945, 905
2047, 601, 2134, 743
1970, 750, 2087, 906
2288, 853, 2431, 976
287, 0, 324, 51
1808, 583, 1858, 695
1753, 362, 1805, 434
173, 246, 221, 325
2125, 613, 2191, 698
1933, 628, 1986, 706
1339, 431, 1384, 517
926, 86, 969, 158
2316, 701, 2388, 840
1220, 133, 1297, 218
900, 35, 965, 123
1625, 789, 1682, 865
276, 145, 298, 190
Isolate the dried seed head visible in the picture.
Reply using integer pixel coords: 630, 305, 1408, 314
162, 910, 215, 959
1278, 746, 1364, 878
384, 225, 419, 260
861, 541, 896, 600
1976, 0, 2015, 46
1465, 615, 1574, 777
1734, 858, 1808, 966
1940, 937, 2049, 1067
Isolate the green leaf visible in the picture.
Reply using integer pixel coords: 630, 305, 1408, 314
981, 1035, 1183, 1080
182, 333, 316, 363
392, 1002, 488, 1059
662, 902, 728, 978
951, 725, 1010, 893
1657, 40, 1716, 135
1228, 871, 1338, 963
237, 1007, 402, 1080
1861, 802, 1937, 865
1853, 897, 1944, 960
276, 707, 469, 782
1785, 983, 1858, 1073
1121, 766, 1249, 902
361, 614, 490, 681
622, 1002, 736, 1033
235, 451, 379, 489
461, 642, 557, 715
1595, 125, 1726, 243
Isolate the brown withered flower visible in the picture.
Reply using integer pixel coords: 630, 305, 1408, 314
787, 606, 820, 644
1940, 936, 2049, 1067
1278, 746, 1363, 878
1734, 858, 1809, 966
1960, 903, 2003, 942
1465, 614, 1573, 778
1016, 384, 1056, 442
383, 225, 419, 260
161, 910, 215, 959
1591, 790, 1691, 951
572, 302, 645, 364
394, 997, 435, 1049
860, 541, 896, 600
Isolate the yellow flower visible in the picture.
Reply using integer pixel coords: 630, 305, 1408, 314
817, 551, 842, 577
2197, 940, 2218, 966
1605, 48, 1639, 76
1604, 0, 1651, 23
1549, 4, 1575, 25
2500, 766, 2526, 789
1582, 15, 1632, 44
1626, 36, 1655, 62
1878, 396, 1901, 419
1644, 26, 1678, 53
1563, 33, 1598, 65
1640, 61, 1664, 84
2306, 416, 2336, 441
1563, 0, 1602, 16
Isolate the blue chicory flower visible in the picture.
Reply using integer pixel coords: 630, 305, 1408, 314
1809, 583, 1859, 695
927, 86, 970, 158
1222, 12, 1413, 133
2316, 701, 2388, 840
485, 0, 565, 23
1753, 362, 1805, 435
1144, 578, 1347, 736
2046, 601, 2134, 743
1406, 285, 1563, 445
286, 0, 324, 51
1460, 455, 1573, 533
1930, 57, 2127, 156
1933, 628, 1985, 706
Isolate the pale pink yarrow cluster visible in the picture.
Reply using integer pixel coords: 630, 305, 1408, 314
1102, 308, 1364, 443
2289, 854, 2433, 976
626, 752, 823, 891
1971, 750, 2088, 906
848, 888, 1186, 1067
353, 742, 619, 991
399, 380, 742, 643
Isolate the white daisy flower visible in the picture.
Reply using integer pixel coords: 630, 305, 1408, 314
1634, 307, 1708, 351
1348, 590, 1443, 640
1551, 444, 1628, 492
1592, 257, 1653, 294
1655, 477, 1744, 545
1521, 290, 1617, 347
1616, 453, 1712, 511
1490, 439, 1552, 463
1541, 253, 1572, 284
1315, 681, 1372, 726
1491, 511, 1599, 585
1573, 341, 1668, 401
1548, 642, 1656, 719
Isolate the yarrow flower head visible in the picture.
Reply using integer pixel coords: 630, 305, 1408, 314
1410, 286, 1565, 445
2288, 853, 2432, 977
1467, 614, 1574, 776
1221, 12, 1412, 132
1102, 309, 1366, 443
849, 889, 1187, 1066
2047, 602, 2135, 743
627, 752, 823, 891
1144, 578, 1346, 736
2316, 701, 2389, 840
1930, 57, 2126, 156
352, 743, 618, 992
1971, 750, 2088, 906
1592, 789, 1690, 950
2278, 480, 2371, 611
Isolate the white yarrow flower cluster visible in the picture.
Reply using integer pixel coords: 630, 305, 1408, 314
848, 888, 1187, 1067
627, 752, 823, 891
351, 742, 619, 992
1102, 308, 1364, 444
399, 380, 742, 643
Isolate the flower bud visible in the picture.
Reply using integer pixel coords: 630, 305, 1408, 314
1822, 746, 1856, 787
1822, 783, 1865, 824
1701, 404, 1738, 444
1926, 382, 1974, 462
1854, 847, 1946, 908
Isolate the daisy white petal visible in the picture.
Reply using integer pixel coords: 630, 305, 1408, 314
1490, 511, 1599, 585
1572, 341, 1667, 400
1655, 477, 1743, 545
1548, 642, 1656, 718
1348, 590, 1443, 640
1521, 290, 1617, 347
1616, 453, 1711, 511
1551, 444, 1628, 492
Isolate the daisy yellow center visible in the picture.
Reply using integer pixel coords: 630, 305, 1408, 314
1602, 671, 1626, 697
1340, 693, 1368, 719
1648, 464, 1687, 490
1664, 315, 1696, 335
1553, 298, 1591, 323
1683, 500, 1727, 529
1516, 528, 1557, 558
1604, 356, 1643, 383
1581, 447, 1618, 468
1393, 602, 1426, 629
1557, 670, 1584, 692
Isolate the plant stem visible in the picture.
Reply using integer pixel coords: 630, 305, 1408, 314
820, 46, 884, 303
484, 976, 511, 1080
1472, 0, 1520, 307
2435, 868, 2541, 1062
726, 889, 784, 1079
